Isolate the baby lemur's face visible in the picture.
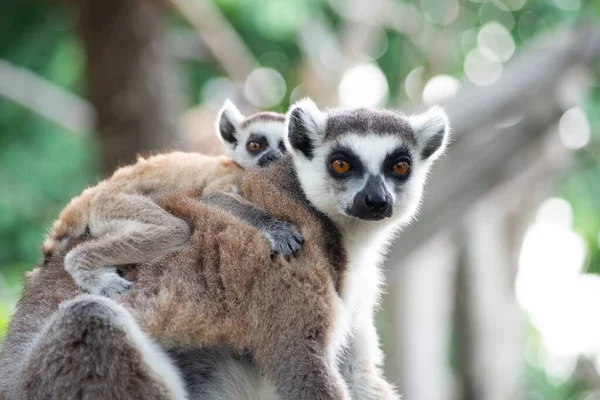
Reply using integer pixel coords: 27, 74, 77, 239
285, 99, 450, 226
216, 100, 286, 168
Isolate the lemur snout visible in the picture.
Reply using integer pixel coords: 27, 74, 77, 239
348, 176, 393, 221
365, 193, 389, 212
257, 150, 283, 167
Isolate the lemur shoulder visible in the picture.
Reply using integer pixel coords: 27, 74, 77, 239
1, 99, 450, 400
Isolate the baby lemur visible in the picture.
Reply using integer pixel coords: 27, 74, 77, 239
45, 100, 299, 298
1, 99, 450, 400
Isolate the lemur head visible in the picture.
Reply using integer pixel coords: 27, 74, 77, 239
284, 98, 450, 229
216, 100, 286, 168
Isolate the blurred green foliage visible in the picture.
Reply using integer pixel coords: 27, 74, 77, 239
1, 0, 600, 397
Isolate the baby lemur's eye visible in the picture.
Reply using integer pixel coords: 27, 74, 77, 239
331, 160, 351, 174
392, 160, 410, 176
247, 141, 262, 152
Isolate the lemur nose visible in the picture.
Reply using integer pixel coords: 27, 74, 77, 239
365, 194, 389, 211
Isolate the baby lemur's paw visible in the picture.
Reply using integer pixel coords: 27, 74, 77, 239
263, 220, 304, 256
97, 270, 133, 298
69, 265, 133, 299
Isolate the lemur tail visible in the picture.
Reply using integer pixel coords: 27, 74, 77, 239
15, 295, 188, 400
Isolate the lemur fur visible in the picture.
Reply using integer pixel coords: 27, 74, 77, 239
0, 99, 450, 400
44, 101, 293, 298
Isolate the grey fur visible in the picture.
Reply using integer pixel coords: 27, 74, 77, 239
241, 112, 286, 129
66, 193, 192, 297
1, 100, 450, 400
200, 191, 304, 256
3, 295, 187, 400
324, 108, 416, 145
65, 100, 289, 298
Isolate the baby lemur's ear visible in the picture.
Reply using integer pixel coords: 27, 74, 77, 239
216, 99, 245, 150
407, 105, 451, 162
285, 98, 327, 159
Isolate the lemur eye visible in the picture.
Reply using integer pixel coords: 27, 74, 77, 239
247, 141, 262, 152
331, 160, 351, 174
392, 161, 410, 176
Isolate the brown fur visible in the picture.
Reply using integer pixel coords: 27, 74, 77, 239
4, 161, 349, 400
42, 151, 251, 298
44, 151, 243, 258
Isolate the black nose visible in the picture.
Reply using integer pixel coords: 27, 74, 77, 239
257, 151, 282, 167
347, 176, 393, 221
365, 193, 389, 212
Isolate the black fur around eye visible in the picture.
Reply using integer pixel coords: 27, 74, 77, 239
246, 134, 268, 154
278, 141, 287, 154
383, 151, 412, 180
327, 150, 364, 178
247, 141, 262, 152
392, 159, 410, 176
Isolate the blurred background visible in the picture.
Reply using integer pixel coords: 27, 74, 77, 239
1, 0, 600, 398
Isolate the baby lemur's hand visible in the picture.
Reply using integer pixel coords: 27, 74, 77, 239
262, 220, 304, 256
65, 248, 133, 299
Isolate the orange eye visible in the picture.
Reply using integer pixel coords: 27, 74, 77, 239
392, 161, 410, 176
331, 160, 350, 174
247, 141, 261, 152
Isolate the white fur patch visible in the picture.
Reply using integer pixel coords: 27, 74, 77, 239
230, 119, 286, 168
196, 357, 278, 400
283, 97, 327, 155
215, 100, 286, 169
406, 105, 450, 161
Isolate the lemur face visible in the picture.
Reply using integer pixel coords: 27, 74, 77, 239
216, 100, 286, 168
285, 98, 450, 225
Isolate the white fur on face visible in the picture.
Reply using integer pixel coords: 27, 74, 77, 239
406, 105, 450, 162
229, 120, 286, 168
286, 101, 450, 236
292, 134, 427, 231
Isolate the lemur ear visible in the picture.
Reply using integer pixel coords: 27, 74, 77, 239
285, 98, 326, 159
216, 99, 245, 149
407, 106, 450, 162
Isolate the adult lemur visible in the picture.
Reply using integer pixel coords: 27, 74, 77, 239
0, 99, 449, 400
45, 100, 300, 298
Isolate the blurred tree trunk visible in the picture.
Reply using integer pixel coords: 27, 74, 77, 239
74, 0, 183, 176
455, 195, 523, 400
454, 134, 568, 400
385, 231, 457, 400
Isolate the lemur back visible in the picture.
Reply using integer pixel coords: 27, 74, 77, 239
6, 159, 350, 400
45, 101, 290, 298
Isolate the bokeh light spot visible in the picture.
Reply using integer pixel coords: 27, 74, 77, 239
201, 77, 236, 110
536, 197, 573, 229
404, 66, 425, 104
244, 68, 286, 108
289, 85, 305, 104
339, 63, 389, 108
477, 22, 516, 62
516, 196, 600, 366
478, 1, 516, 31
559, 107, 591, 150
553, 0, 581, 10
464, 47, 503, 86
422, 75, 461, 105
495, 0, 526, 11
420, 0, 460, 26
